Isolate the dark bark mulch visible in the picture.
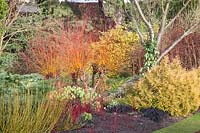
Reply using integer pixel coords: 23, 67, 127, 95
57, 108, 182, 133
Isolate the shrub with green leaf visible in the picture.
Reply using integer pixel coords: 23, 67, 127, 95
48, 86, 101, 110
125, 57, 200, 116
0, 53, 17, 71
48, 86, 100, 128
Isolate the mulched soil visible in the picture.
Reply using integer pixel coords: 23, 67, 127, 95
57, 108, 183, 133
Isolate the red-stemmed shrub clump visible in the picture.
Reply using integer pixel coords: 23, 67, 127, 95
20, 34, 62, 78
161, 24, 200, 69
20, 20, 96, 81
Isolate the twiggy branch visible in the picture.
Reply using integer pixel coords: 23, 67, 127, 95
7, 3, 25, 27
3, 28, 28, 39
132, 0, 155, 42
133, 18, 144, 44
165, 0, 192, 30
2, 29, 29, 52
0, 1, 25, 55
156, 22, 199, 64
157, 1, 170, 49
128, 1, 144, 44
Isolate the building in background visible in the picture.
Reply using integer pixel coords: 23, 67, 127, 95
66, 0, 98, 3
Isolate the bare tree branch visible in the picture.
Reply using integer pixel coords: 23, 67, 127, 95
127, 1, 145, 44
4, 1, 24, 28
2, 29, 29, 51
132, 0, 155, 42
0, 1, 25, 54
3, 28, 28, 39
165, 0, 192, 30
0, 37, 3, 55
156, 22, 200, 64
157, 1, 170, 49
132, 18, 144, 44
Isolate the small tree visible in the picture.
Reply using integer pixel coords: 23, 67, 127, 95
0, 0, 65, 55
0, 0, 24, 55
129, 0, 200, 72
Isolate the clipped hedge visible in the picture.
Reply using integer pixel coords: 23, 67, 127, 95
125, 57, 200, 116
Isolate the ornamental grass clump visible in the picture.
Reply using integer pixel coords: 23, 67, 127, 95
125, 57, 200, 116
0, 91, 69, 132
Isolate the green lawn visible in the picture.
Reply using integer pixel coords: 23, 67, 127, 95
154, 113, 200, 133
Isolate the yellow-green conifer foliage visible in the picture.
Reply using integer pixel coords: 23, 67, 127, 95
125, 57, 200, 116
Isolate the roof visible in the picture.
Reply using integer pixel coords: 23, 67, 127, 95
16, 5, 39, 13
66, 0, 98, 3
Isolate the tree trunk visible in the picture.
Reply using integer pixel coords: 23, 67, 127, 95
91, 64, 98, 88
71, 72, 78, 86
0, 36, 3, 56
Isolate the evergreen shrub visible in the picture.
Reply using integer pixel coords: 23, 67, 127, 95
125, 57, 200, 116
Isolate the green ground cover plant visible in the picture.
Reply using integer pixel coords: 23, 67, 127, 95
0, 71, 55, 96
0, 52, 16, 70
106, 75, 131, 92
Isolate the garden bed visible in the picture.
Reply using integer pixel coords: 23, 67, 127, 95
56, 110, 183, 133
